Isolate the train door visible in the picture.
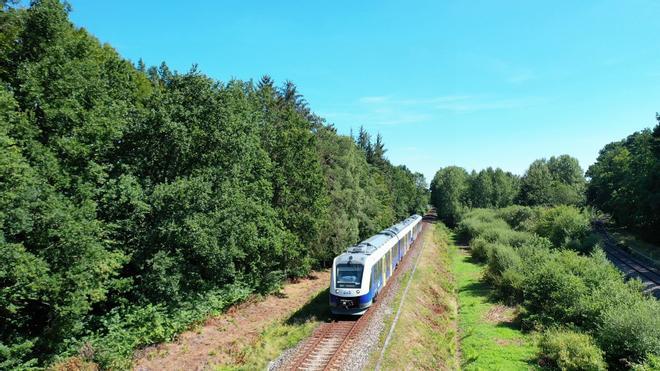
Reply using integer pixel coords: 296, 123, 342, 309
385, 251, 391, 278
392, 245, 397, 268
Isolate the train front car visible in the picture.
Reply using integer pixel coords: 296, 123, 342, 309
329, 214, 423, 315
329, 251, 371, 315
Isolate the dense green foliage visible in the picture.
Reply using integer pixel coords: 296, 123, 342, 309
0, 1, 428, 368
458, 207, 660, 369
429, 166, 470, 226
539, 329, 606, 371
430, 155, 585, 226
586, 117, 660, 241
518, 155, 586, 207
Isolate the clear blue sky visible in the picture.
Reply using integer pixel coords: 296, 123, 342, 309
67, 0, 660, 183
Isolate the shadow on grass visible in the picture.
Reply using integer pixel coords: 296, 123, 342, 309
459, 255, 527, 332
284, 288, 332, 325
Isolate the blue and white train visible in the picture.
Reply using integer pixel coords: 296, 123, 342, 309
329, 215, 423, 315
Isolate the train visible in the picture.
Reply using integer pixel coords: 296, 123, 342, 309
329, 215, 423, 315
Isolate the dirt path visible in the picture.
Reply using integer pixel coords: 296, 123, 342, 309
133, 270, 330, 371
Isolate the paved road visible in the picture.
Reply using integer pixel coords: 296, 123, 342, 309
596, 227, 660, 299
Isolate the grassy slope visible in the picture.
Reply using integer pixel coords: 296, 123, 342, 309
374, 224, 459, 370
214, 288, 330, 370
455, 250, 539, 370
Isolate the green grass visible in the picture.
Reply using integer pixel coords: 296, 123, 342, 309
455, 250, 539, 370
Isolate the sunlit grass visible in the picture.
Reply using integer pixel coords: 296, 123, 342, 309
455, 250, 539, 370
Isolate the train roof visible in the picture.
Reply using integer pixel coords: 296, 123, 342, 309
338, 215, 422, 260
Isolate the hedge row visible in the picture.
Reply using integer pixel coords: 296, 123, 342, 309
458, 206, 660, 369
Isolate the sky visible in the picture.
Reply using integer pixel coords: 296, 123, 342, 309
66, 0, 660, 183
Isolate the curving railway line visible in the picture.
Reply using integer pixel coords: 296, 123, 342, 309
596, 226, 660, 299
282, 215, 433, 371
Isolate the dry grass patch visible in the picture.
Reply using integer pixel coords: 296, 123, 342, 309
483, 304, 517, 324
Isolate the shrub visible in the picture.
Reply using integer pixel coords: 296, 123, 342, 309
485, 243, 523, 302
521, 257, 589, 328
497, 205, 536, 230
485, 243, 521, 283
631, 354, 660, 371
479, 227, 531, 247
535, 206, 590, 248
456, 209, 505, 242
470, 236, 493, 262
65, 284, 251, 369
540, 329, 606, 371
596, 298, 660, 367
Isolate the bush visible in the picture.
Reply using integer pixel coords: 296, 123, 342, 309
596, 298, 660, 367
631, 354, 660, 371
470, 236, 492, 262
540, 329, 606, 371
497, 205, 537, 230
485, 243, 523, 302
459, 205, 660, 369
456, 209, 504, 242
521, 254, 590, 328
59, 284, 251, 369
535, 206, 590, 248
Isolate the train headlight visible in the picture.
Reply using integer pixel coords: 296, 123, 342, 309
335, 289, 339, 293
356, 290, 360, 294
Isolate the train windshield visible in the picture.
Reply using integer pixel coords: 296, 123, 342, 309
336, 264, 363, 288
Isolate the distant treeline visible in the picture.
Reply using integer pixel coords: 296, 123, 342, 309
431, 117, 660, 239
430, 154, 586, 226
0, 1, 427, 368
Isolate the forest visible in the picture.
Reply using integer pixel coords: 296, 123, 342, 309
0, 1, 428, 368
429, 123, 660, 369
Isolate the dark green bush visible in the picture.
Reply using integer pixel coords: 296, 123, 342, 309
497, 205, 537, 230
485, 243, 523, 302
470, 236, 492, 262
540, 329, 606, 371
534, 206, 590, 248
60, 284, 251, 369
596, 299, 660, 367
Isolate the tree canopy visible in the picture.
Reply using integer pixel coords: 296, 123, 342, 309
430, 155, 586, 226
586, 117, 660, 241
0, 1, 428, 367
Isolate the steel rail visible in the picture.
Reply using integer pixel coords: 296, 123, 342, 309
284, 220, 429, 371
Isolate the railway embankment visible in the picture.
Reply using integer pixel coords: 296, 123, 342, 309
133, 271, 330, 370
368, 223, 459, 370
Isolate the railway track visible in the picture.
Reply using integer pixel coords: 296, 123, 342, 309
597, 226, 660, 298
283, 221, 430, 371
